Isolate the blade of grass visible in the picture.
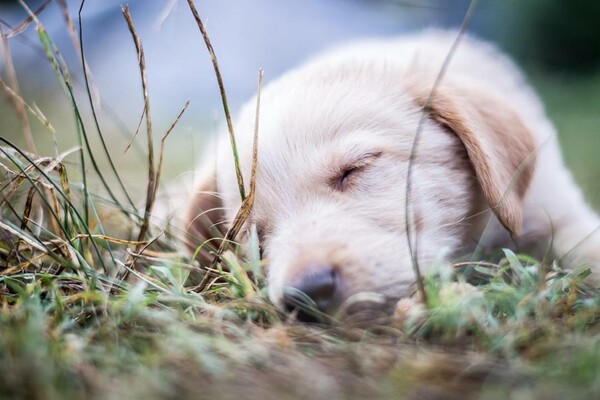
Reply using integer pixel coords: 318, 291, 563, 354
122, 6, 156, 248
0, 208, 88, 278
45, 185, 63, 238
0, 28, 37, 153
0, 79, 55, 134
0, 137, 109, 274
76, 0, 138, 214
156, 101, 190, 202
0, 219, 47, 253
28, 7, 82, 225
58, 0, 100, 108
11, 186, 38, 258
186, 0, 246, 201
0, 153, 70, 241
18, 0, 135, 226
4, 0, 52, 38
124, 104, 147, 154
21, 186, 37, 231
153, 100, 189, 235
204, 69, 263, 288
404, 0, 479, 306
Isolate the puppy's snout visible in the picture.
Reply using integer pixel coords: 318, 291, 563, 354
283, 267, 337, 322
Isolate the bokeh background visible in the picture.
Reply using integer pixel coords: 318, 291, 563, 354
1, 0, 599, 208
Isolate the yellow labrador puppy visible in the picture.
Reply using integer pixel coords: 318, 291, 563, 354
185, 30, 600, 319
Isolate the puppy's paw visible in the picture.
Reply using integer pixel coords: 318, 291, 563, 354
581, 249, 600, 285
393, 282, 482, 328
560, 247, 600, 287
393, 296, 426, 327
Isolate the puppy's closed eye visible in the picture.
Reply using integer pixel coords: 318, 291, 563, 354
331, 152, 382, 191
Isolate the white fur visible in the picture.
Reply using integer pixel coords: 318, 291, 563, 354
190, 30, 600, 310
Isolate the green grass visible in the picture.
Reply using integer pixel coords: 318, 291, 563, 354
1, 3, 600, 399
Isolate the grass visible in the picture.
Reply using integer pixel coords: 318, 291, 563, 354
1, 2, 600, 399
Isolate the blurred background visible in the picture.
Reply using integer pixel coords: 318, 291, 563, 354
1, 0, 599, 208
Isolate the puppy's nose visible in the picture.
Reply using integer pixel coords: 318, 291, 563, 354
283, 267, 337, 322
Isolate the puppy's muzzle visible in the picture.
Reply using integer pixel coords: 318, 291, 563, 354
283, 267, 337, 322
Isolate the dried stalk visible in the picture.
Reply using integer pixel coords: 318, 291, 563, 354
122, 6, 155, 247
186, 0, 246, 201
204, 69, 263, 286
0, 29, 37, 153
404, 0, 479, 305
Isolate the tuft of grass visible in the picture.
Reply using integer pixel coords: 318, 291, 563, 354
0, 1, 599, 399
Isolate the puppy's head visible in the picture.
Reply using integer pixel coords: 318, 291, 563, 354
185, 61, 536, 320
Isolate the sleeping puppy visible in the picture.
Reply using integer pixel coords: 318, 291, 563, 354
184, 30, 600, 319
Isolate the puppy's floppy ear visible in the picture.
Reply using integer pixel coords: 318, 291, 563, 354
405, 80, 536, 236
184, 165, 226, 258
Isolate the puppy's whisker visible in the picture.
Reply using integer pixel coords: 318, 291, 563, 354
211, 219, 235, 229
192, 190, 226, 200
185, 206, 230, 230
